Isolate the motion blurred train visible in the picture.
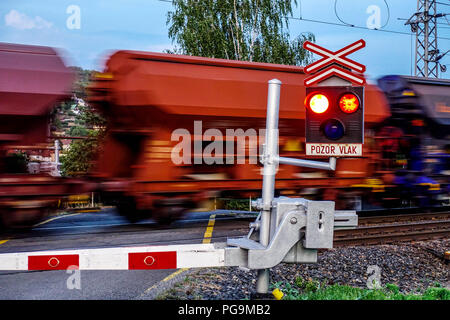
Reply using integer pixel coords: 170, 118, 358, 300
0, 43, 91, 228
0, 42, 449, 227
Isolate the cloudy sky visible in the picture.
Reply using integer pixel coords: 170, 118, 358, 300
1, 0, 449, 81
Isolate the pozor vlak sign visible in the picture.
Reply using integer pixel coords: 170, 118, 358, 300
307, 143, 362, 157
303, 40, 366, 157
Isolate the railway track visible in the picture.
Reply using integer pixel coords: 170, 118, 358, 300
1, 209, 448, 251
357, 211, 450, 226
334, 215, 450, 247
212, 209, 450, 247
186, 210, 450, 248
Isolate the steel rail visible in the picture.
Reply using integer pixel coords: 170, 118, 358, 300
334, 219, 450, 246
358, 211, 450, 225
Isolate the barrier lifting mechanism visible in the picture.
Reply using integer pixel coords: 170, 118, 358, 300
0, 40, 365, 295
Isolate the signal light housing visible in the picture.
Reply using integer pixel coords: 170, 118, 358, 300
322, 119, 345, 140
339, 93, 360, 113
304, 86, 364, 145
307, 93, 329, 114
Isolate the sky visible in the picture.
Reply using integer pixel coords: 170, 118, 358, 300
0, 0, 449, 81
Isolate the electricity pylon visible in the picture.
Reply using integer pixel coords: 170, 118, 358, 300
405, 0, 447, 78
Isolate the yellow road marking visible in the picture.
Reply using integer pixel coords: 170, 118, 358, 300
137, 267, 190, 299
162, 268, 189, 282
33, 213, 82, 227
0, 239, 9, 245
202, 214, 216, 244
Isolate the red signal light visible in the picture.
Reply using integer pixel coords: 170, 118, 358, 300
307, 93, 329, 114
339, 93, 359, 113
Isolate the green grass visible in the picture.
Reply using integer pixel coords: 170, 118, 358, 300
222, 198, 252, 211
272, 277, 450, 300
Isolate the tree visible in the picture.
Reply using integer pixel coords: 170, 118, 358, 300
58, 68, 107, 177
68, 125, 88, 137
70, 66, 97, 100
59, 130, 103, 176
59, 101, 106, 176
166, 0, 315, 65
4, 152, 28, 173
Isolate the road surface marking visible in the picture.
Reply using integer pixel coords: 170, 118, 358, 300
137, 267, 190, 299
162, 268, 188, 281
32, 213, 82, 227
0, 240, 8, 245
202, 214, 216, 244
75, 209, 101, 213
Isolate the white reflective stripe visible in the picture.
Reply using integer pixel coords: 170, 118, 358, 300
333, 68, 364, 84
0, 253, 28, 270
79, 252, 128, 270
305, 68, 335, 85
305, 67, 364, 86
177, 248, 225, 268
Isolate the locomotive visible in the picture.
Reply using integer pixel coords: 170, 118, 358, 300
0, 43, 449, 227
375, 75, 450, 208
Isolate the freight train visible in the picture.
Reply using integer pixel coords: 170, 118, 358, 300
0, 43, 91, 228
1, 42, 449, 227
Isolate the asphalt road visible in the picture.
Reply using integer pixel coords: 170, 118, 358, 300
0, 208, 252, 299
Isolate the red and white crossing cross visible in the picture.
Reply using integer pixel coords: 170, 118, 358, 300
303, 39, 366, 86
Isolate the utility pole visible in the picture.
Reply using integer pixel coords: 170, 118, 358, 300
405, 0, 447, 78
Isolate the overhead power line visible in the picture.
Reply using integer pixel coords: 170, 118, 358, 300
334, 0, 390, 29
157, 0, 450, 41
288, 15, 450, 41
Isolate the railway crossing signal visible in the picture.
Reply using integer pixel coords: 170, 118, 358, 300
304, 86, 364, 156
303, 39, 366, 157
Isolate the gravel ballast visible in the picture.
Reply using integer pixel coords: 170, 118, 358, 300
159, 239, 449, 300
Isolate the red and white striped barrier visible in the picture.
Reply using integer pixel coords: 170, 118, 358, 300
0, 243, 225, 270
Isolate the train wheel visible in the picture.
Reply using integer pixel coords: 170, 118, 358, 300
116, 197, 144, 223
0, 209, 6, 232
153, 206, 186, 226
0, 207, 49, 231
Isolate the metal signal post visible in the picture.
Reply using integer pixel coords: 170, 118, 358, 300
256, 80, 338, 293
254, 79, 350, 294
256, 79, 281, 294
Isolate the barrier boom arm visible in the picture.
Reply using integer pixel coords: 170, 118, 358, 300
0, 208, 356, 271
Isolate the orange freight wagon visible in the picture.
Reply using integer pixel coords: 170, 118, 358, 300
0, 43, 91, 228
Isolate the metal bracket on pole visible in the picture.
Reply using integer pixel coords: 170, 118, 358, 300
277, 156, 336, 171
226, 79, 358, 294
